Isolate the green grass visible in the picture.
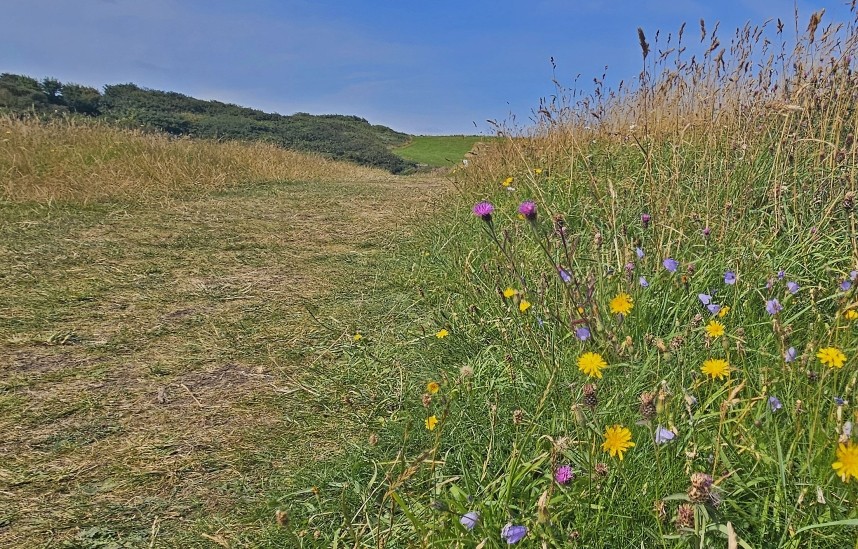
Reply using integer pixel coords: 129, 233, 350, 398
0, 174, 447, 547
393, 135, 488, 167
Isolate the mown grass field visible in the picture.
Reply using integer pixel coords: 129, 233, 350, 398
393, 136, 487, 167
0, 117, 447, 546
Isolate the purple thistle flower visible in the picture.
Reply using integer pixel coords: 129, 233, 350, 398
575, 326, 591, 341
518, 201, 537, 221
841, 279, 853, 292
786, 281, 799, 294
706, 303, 721, 315
703, 227, 711, 237
768, 396, 783, 412
558, 268, 572, 283
766, 299, 783, 315
460, 511, 479, 531
636, 247, 645, 259
698, 293, 712, 305
501, 523, 528, 544
625, 262, 635, 273
655, 426, 676, 444
663, 258, 678, 273
784, 347, 797, 362
639, 276, 649, 288
472, 201, 494, 221
724, 271, 737, 285
554, 465, 574, 485
641, 213, 651, 228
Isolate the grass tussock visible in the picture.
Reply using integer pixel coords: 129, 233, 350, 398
0, 115, 391, 203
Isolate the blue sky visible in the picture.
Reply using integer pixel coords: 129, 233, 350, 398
1, 0, 850, 134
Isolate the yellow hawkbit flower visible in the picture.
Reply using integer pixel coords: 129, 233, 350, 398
718, 306, 730, 318
426, 381, 440, 394
519, 300, 531, 313
833, 441, 858, 482
503, 287, 518, 298
534, 168, 543, 175
609, 293, 634, 315
705, 320, 725, 338
578, 352, 607, 379
353, 333, 363, 341
845, 309, 858, 320
701, 358, 730, 380
436, 329, 449, 339
425, 415, 438, 431
817, 347, 846, 369
502, 176, 514, 187
601, 425, 635, 460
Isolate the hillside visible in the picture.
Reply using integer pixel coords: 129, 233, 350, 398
0, 73, 415, 173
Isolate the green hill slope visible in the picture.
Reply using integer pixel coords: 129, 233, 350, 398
0, 73, 416, 173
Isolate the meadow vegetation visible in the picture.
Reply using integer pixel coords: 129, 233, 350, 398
279, 6, 858, 548
393, 136, 488, 167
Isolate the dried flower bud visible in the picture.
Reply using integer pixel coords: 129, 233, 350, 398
675, 504, 695, 530
422, 393, 432, 408
513, 409, 524, 425
639, 392, 656, 420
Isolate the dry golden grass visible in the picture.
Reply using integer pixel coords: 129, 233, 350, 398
1, 115, 393, 203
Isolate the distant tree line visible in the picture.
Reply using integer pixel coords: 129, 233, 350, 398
0, 73, 415, 173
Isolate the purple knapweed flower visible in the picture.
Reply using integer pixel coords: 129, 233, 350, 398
641, 213, 651, 228
575, 326, 591, 341
663, 258, 678, 273
655, 426, 676, 444
786, 281, 799, 294
625, 262, 635, 273
706, 303, 721, 315
784, 347, 797, 363
554, 465, 574, 485
639, 276, 649, 288
768, 396, 783, 412
698, 293, 712, 305
472, 201, 494, 221
558, 268, 572, 283
766, 299, 783, 315
518, 201, 537, 221
724, 271, 737, 285
703, 227, 711, 237
460, 511, 479, 531
501, 523, 528, 544
636, 247, 645, 259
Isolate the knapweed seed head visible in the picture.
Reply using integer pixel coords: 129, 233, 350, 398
675, 503, 695, 530
601, 424, 635, 460
583, 383, 598, 408
639, 392, 656, 420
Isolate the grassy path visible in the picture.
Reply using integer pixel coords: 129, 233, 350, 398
0, 174, 447, 547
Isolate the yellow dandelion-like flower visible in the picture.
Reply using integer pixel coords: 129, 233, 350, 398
534, 168, 543, 175
601, 424, 635, 460
718, 306, 730, 318
609, 293, 634, 315
817, 347, 846, 369
426, 381, 440, 394
425, 415, 438, 431
833, 441, 858, 482
503, 287, 518, 298
353, 333, 363, 342
519, 300, 531, 313
502, 176, 514, 187
436, 329, 449, 339
578, 352, 607, 379
845, 309, 858, 321
701, 358, 730, 380
705, 320, 725, 338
